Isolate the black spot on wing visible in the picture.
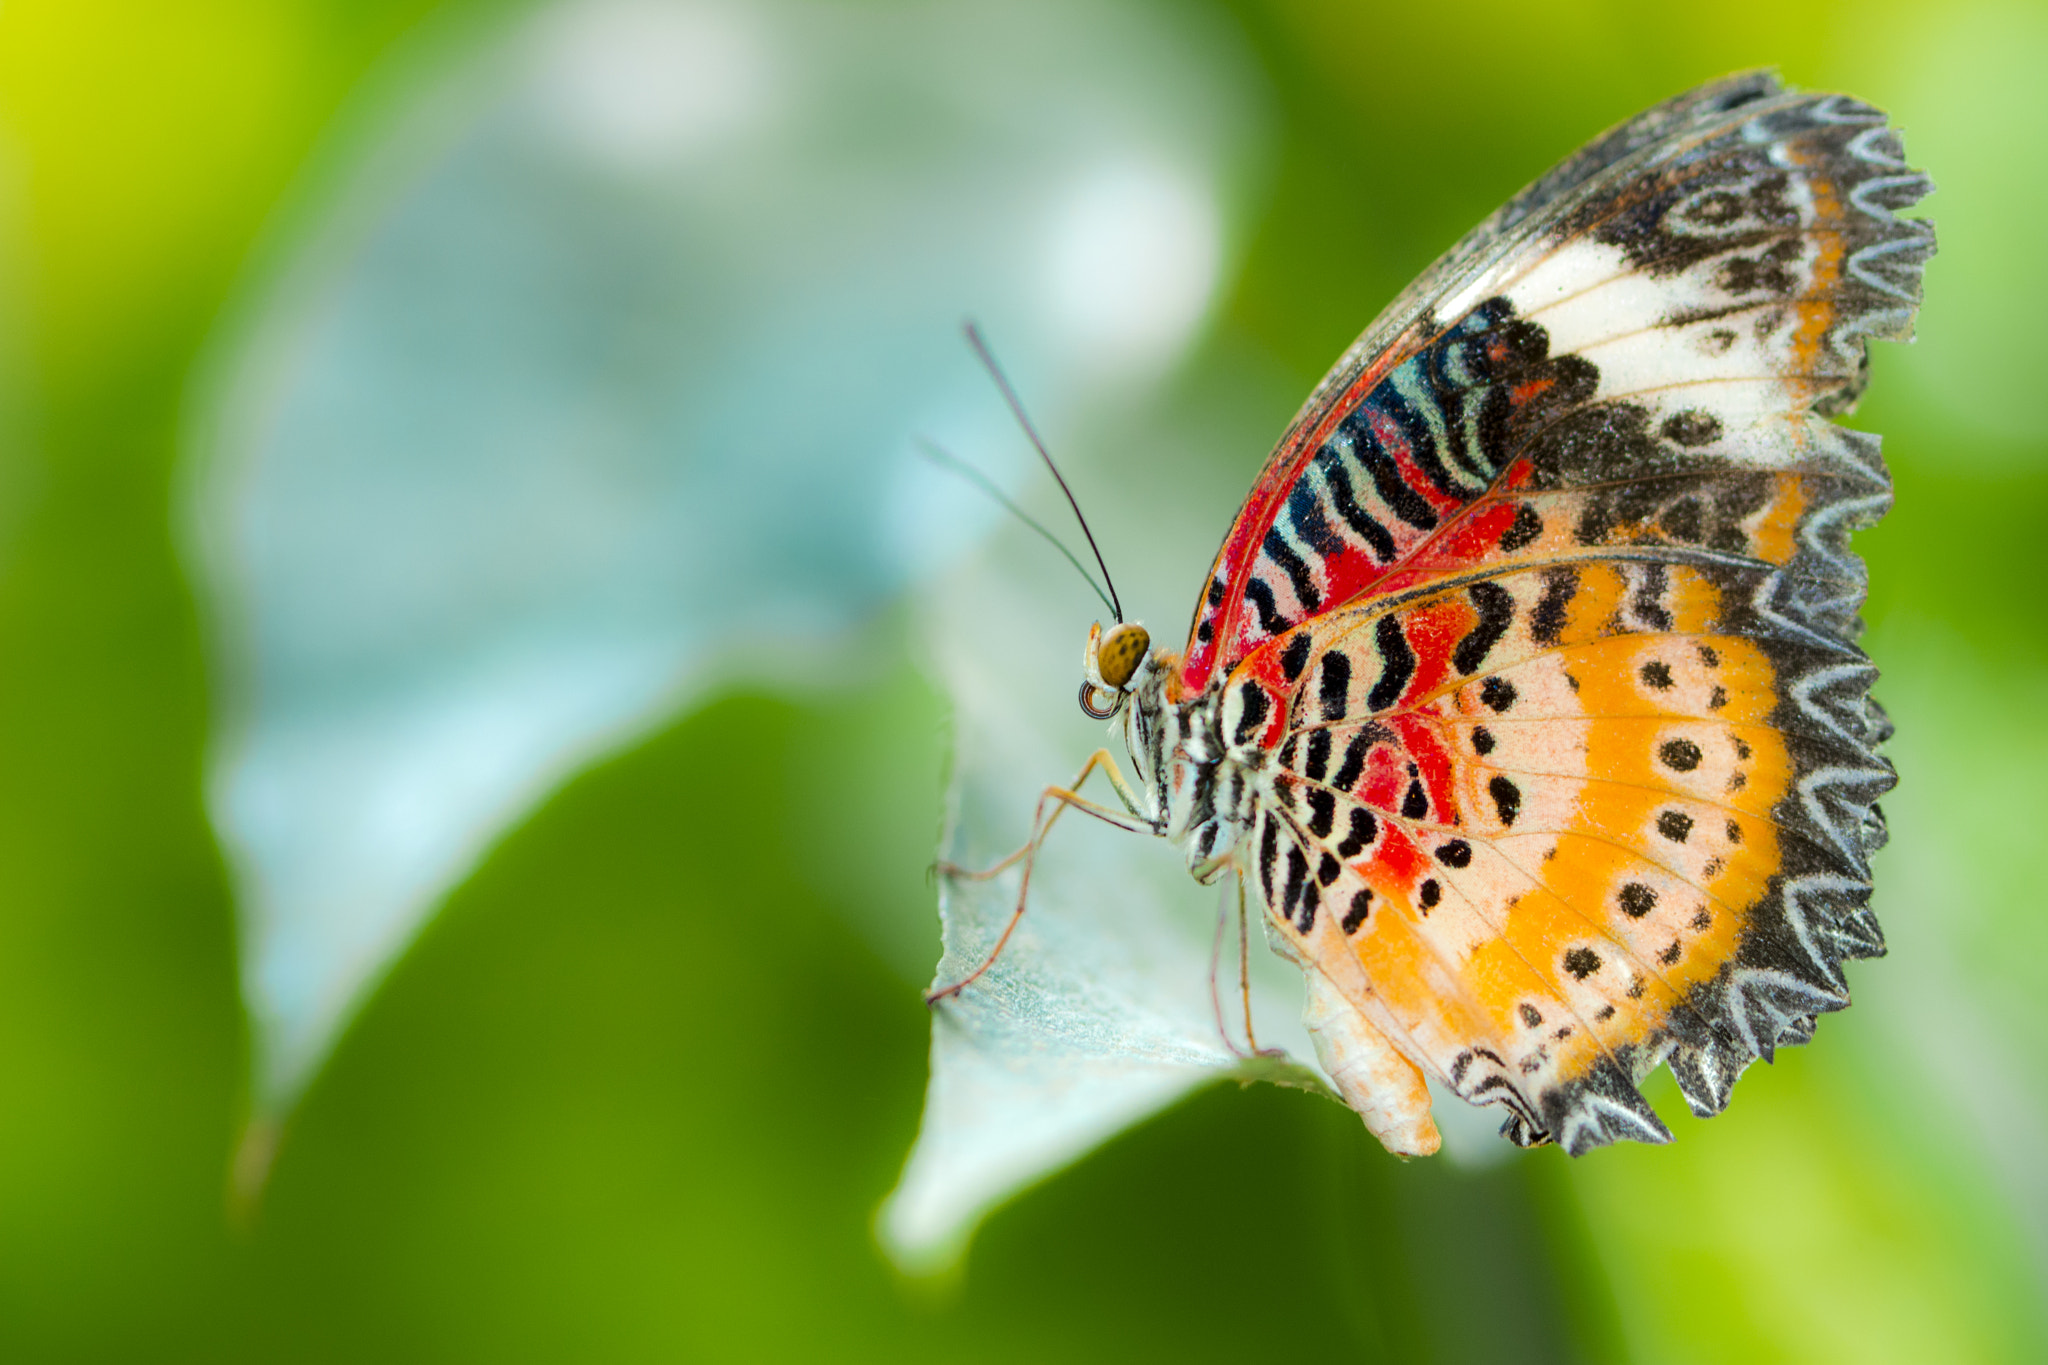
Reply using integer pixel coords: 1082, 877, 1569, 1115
1346, 422, 1440, 531
1573, 499, 1615, 547
1488, 775, 1521, 826
1261, 529, 1321, 613
1530, 566, 1576, 647
1320, 652, 1352, 721
1717, 242, 1801, 296
1243, 577, 1288, 637
1374, 383, 1467, 499
1663, 497, 1704, 542
1631, 563, 1673, 631
1233, 683, 1271, 745
1500, 502, 1543, 552
1305, 788, 1336, 838
1280, 633, 1312, 682
1287, 481, 1346, 558
1661, 409, 1723, 447
1304, 729, 1332, 781
1336, 806, 1378, 858
1659, 737, 1704, 772
1454, 581, 1515, 675
1368, 617, 1415, 711
1331, 728, 1374, 792
1283, 843, 1310, 927
1563, 946, 1601, 979
1322, 457, 1397, 560
1343, 888, 1373, 934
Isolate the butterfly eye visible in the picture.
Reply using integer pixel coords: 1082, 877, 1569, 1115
1095, 623, 1151, 689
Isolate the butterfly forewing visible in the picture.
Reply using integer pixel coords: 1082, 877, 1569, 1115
1198, 73, 1928, 1152
1181, 74, 1929, 685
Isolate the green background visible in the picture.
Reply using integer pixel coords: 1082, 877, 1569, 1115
0, 0, 2041, 1359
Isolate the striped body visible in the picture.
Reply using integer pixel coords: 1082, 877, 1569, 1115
1115, 75, 1931, 1155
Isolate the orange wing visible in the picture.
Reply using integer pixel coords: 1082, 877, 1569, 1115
1246, 555, 1889, 1151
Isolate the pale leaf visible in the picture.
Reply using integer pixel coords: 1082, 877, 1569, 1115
184, 0, 1259, 1115
881, 441, 1508, 1273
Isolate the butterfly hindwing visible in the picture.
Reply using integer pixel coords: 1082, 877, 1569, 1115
1243, 547, 1894, 1150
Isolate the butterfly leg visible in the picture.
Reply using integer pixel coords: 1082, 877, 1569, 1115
1207, 882, 1240, 1054
1197, 862, 1253, 1054
1204, 872, 1260, 1058
1236, 872, 1259, 1052
1226, 871, 1291, 1059
1234, 873, 1289, 1059
933, 748, 1149, 881
1206, 869, 1286, 1059
926, 749, 1152, 1005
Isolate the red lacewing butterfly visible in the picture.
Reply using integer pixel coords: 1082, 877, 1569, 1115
932, 72, 1934, 1157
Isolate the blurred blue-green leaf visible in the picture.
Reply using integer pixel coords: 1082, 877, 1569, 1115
188, 0, 1263, 1113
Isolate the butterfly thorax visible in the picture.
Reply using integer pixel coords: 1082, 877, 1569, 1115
1120, 652, 1267, 881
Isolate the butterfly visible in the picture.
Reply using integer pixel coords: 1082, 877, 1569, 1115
934, 72, 1935, 1157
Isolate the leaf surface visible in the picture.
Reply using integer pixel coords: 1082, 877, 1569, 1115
186, 0, 1257, 1113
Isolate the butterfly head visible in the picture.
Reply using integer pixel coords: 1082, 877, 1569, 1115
1079, 620, 1152, 720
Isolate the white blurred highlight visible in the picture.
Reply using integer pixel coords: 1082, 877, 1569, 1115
532, 0, 774, 169
1042, 161, 1222, 377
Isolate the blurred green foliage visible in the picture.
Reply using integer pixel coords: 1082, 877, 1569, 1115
0, 0, 2042, 1360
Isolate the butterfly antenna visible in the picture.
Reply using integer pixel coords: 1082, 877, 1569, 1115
915, 438, 1117, 618
963, 321, 1125, 622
